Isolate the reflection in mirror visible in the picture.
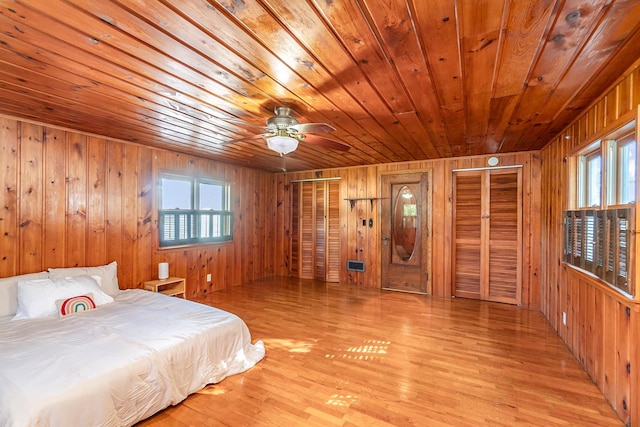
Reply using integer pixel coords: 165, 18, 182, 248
393, 186, 417, 261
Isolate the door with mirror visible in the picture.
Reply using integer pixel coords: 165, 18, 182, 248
380, 172, 431, 293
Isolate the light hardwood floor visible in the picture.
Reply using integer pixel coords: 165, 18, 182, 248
137, 277, 622, 426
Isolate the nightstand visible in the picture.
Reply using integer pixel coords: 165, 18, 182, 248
143, 277, 186, 298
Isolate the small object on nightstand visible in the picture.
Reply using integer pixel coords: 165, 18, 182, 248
143, 277, 186, 298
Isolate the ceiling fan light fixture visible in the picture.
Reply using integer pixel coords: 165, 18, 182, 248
267, 135, 298, 154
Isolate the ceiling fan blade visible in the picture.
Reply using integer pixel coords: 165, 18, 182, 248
225, 133, 269, 144
302, 134, 350, 151
290, 123, 335, 133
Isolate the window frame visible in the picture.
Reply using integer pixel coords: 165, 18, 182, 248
564, 119, 637, 298
158, 173, 233, 248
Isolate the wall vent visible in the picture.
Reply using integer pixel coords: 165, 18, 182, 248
347, 260, 365, 272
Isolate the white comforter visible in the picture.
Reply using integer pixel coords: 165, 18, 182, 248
0, 290, 264, 427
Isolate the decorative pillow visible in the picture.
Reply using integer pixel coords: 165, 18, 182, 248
12, 275, 114, 321
56, 293, 96, 317
48, 261, 119, 297
0, 271, 49, 317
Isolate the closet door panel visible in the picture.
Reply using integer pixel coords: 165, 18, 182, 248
453, 172, 483, 299
488, 171, 521, 304
314, 183, 326, 280
300, 182, 314, 279
326, 180, 341, 283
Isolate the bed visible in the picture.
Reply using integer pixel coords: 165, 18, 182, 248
0, 263, 265, 427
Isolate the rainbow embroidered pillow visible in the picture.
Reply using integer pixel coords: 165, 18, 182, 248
56, 293, 96, 317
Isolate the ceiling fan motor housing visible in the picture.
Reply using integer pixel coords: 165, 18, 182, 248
266, 106, 300, 131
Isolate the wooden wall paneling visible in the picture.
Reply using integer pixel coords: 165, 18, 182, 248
264, 173, 276, 277
578, 277, 588, 366
615, 301, 630, 422
137, 147, 153, 288
631, 305, 640, 427
366, 164, 378, 288
87, 137, 107, 267
521, 155, 533, 306
345, 168, 358, 285
594, 98, 606, 135
19, 123, 44, 273
273, 173, 286, 276
0, 117, 18, 277
528, 152, 542, 307
540, 61, 640, 423
585, 284, 595, 377
429, 160, 445, 296
572, 277, 581, 364
66, 132, 87, 268
617, 73, 633, 114
356, 166, 368, 287
214, 246, 226, 292
441, 159, 457, 298
606, 87, 619, 125
43, 127, 66, 269
242, 168, 254, 283
121, 144, 139, 288
227, 165, 241, 287
602, 293, 616, 409
185, 250, 199, 299
592, 285, 605, 389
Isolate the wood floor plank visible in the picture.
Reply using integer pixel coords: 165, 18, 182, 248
137, 277, 622, 426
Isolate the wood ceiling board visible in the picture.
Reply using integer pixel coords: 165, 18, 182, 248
0, 0, 639, 171
410, 0, 464, 157
508, 0, 640, 152
359, 0, 446, 159
458, 0, 506, 154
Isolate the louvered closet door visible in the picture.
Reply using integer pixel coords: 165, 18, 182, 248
452, 172, 483, 299
290, 180, 341, 282
453, 168, 522, 305
487, 170, 522, 304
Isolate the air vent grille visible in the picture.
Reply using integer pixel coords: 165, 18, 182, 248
347, 260, 365, 272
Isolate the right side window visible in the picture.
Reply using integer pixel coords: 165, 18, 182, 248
565, 121, 636, 297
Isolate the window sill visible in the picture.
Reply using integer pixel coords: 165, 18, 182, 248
158, 241, 234, 251
562, 262, 637, 302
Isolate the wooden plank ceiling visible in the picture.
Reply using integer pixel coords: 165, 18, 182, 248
1, 0, 639, 172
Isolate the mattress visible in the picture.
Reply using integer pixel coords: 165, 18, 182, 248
0, 289, 264, 427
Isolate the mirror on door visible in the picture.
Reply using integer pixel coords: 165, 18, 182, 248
393, 185, 417, 261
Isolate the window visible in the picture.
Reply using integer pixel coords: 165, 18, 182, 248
563, 209, 632, 296
564, 120, 636, 297
159, 174, 232, 247
616, 134, 636, 205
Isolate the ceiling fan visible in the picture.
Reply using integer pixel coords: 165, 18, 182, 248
226, 106, 350, 156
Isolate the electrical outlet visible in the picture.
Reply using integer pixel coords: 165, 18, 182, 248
562, 311, 567, 326
206, 273, 211, 282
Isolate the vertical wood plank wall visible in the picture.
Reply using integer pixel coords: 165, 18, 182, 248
540, 63, 640, 425
275, 151, 542, 308
0, 116, 277, 297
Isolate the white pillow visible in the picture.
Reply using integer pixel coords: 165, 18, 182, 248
12, 275, 114, 321
48, 261, 119, 297
0, 271, 49, 317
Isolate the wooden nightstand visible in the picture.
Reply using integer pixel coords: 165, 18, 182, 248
143, 277, 186, 298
